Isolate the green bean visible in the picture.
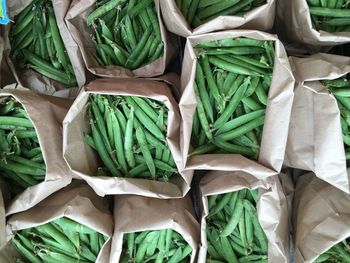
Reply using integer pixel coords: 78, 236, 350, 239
213, 137, 257, 157
12, 238, 42, 263
130, 97, 159, 123
127, 32, 154, 69
136, 127, 156, 177
194, 83, 213, 141
135, 231, 159, 263
220, 198, 244, 237
213, 77, 251, 129
0, 116, 32, 128
221, 235, 239, 263
124, 15, 138, 48
125, 96, 165, 140
55, 218, 96, 234
47, 7, 71, 73
0, 159, 45, 176
149, 42, 164, 62
7, 155, 45, 170
185, 0, 198, 25
16, 233, 35, 251
38, 223, 77, 253
111, 109, 128, 174
200, 55, 224, 111
218, 116, 265, 142
11, 10, 36, 37
91, 119, 121, 177
209, 56, 262, 76
123, 106, 136, 169
135, 155, 176, 172
310, 7, 350, 17
87, 0, 125, 25
196, 62, 214, 123
189, 143, 217, 156
241, 97, 263, 111
198, 0, 241, 20
216, 109, 265, 135
89, 232, 99, 255
243, 200, 267, 253
245, 205, 254, 249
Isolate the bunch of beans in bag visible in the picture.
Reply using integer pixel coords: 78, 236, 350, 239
313, 237, 350, 263
9, 0, 77, 87
190, 37, 274, 160
307, 0, 350, 33
0, 96, 45, 196
175, 0, 268, 29
86, 0, 164, 69
322, 74, 350, 162
11, 217, 108, 263
120, 229, 192, 263
84, 94, 177, 180
206, 188, 268, 263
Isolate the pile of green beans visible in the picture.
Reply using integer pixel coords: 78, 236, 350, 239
206, 188, 268, 263
0, 97, 45, 196
87, 0, 164, 70
121, 229, 192, 263
11, 217, 108, 263
314, 237, 350, 263
9, 0, 77, 87
307, 0, 350, 32
322, 75, 350, 162
84, 94, 177, 181
175, 0, 267, 28
190, 38, 275, 159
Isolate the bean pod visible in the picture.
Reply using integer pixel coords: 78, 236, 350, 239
9, 0, 77, 87
121, 229, 192, 263
11, 217, 108, 263
190, 37, 275, 160
307, 0, 350, 33
175, 0, 268, 28
206, 188, 268, 263
0, 96, 46, 196
87, 0, 164, 70
84, 94, 177, 181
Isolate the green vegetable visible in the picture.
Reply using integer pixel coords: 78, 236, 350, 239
206, 188, 268, 262
322, 75, 350, 164
122, 229, 192, 262
87, 0, 163, 70
84, 94, 177, 181
190, 37, 275, 160
0, 96, 46, 196
176, 0, 267, 28
306, 1, 350, 32
10, 0, 77, 87
12, 217, 107, 263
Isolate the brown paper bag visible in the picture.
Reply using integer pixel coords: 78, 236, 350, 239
0, 35, 15, 88
179, 30, 295, 173
276, 0, 350, 47
198, 171, 290, 263
110, 194, 200, 262
2, 181, 113, 263
63, 78, 193, 198
293, 172, 350, 263
160, 0, 276, 37
66, 0, 176, 78
0, 188, 5, 248
0, 85, 72, 216
3, 0, 86, 98
286, 54, 350, 193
